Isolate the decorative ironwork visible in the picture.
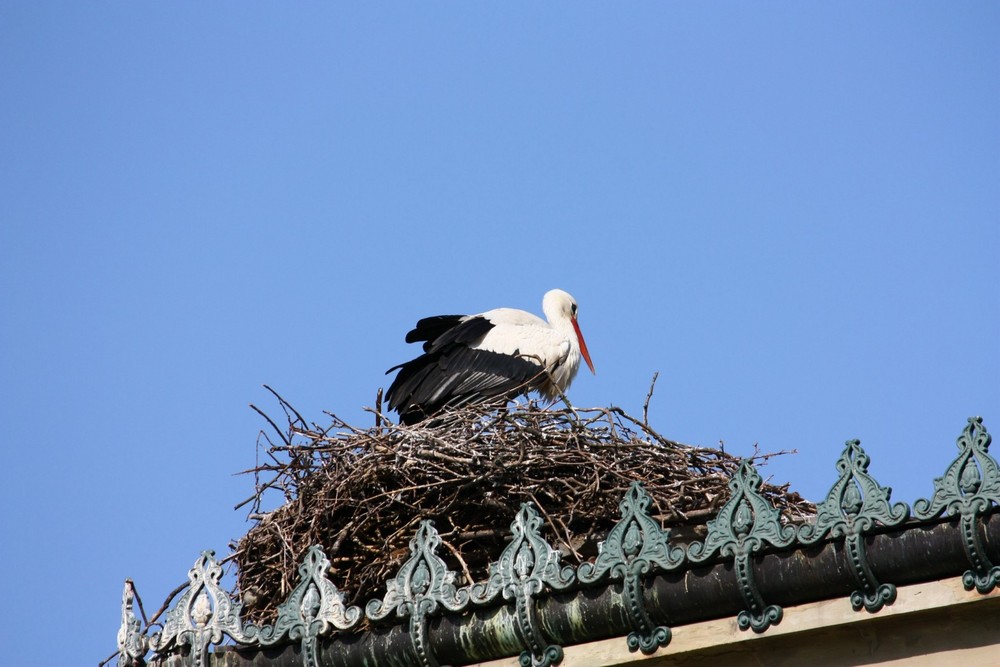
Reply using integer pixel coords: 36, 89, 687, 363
117, 580, 147, 667
111, 417, 1000, 665
366, 520, 470, 667
687, 459, 796, 633
577, 482, 684, 654
798, 440, 909, 612
471, 503, 575, 667
914, 417, 1000, 594
244, 545, 361, 667
148, 551, 252, 667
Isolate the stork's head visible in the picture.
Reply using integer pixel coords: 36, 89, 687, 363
543, 289, 596, 375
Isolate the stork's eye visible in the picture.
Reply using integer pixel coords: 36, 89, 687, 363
571, 303, 578, 315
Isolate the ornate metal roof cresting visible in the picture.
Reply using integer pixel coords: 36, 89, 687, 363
471, 503, 575, 667
687, 459, 796, 633
914, 417, 1000, 594
577, 481, 685, 655
798, 439, 909, 612
365, 520, 471, 667
243, 545, 361, 667
110, 417, 1000, 667
148, 551, 253, 667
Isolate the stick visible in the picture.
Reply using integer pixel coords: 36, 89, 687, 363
643, 371, 659, 426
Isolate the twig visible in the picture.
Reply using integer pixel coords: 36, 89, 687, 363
643, 371, 659, 426
128, 578, 148, 626
147, 580, 190, 628
250, 402, 292, 449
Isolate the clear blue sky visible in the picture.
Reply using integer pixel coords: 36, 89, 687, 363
1, 4, 997, 665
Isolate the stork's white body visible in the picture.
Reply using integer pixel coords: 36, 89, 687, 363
472, 294, 585, 399
386, 289, 595, 424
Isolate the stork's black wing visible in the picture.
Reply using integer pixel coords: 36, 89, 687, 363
386, 315, 542, 425
404, 315, 467, 352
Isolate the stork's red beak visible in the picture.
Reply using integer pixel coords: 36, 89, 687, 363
572, 317, 596, 374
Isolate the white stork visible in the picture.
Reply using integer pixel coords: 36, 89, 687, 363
385, 289, 596, 424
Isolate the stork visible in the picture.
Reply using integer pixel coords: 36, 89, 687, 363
385, 289, 596, 424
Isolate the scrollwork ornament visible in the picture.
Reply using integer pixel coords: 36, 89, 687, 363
687, 460, 795, 633
148, 551, 253, 667
365, 521, 469, 667
244, 545, 360, 667
471, 504, 573, 667
914, 417, 1000, 593
798, 440, 909, 612
578, 482, 683, 654
117, 580, 148, 667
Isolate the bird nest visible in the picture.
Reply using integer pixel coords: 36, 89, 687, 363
231, 386, 813, 624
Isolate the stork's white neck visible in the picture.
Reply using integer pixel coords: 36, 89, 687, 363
542, 289, 577, 331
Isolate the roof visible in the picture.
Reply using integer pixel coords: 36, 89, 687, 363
111, 416, 1000, 667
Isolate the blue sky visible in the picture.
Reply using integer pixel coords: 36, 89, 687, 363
1, 4, 997, 665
